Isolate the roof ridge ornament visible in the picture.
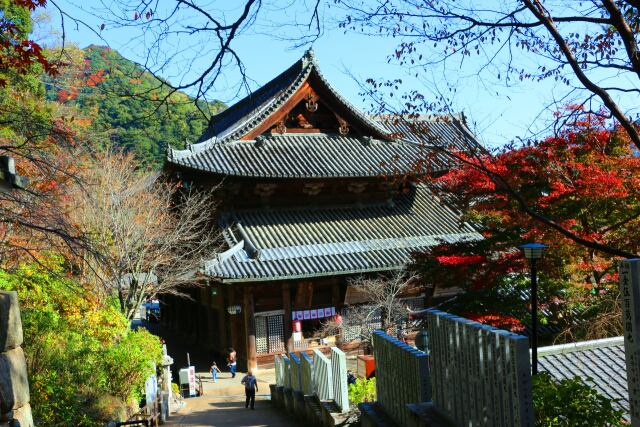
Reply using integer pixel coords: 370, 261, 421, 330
456, 111, 468, 126
302, 47, 317, 68
255, 134, 267, 148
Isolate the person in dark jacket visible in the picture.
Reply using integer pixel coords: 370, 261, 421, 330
241, 371, 259, 409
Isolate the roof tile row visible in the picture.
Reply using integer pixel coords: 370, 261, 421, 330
205, 185, 481, 281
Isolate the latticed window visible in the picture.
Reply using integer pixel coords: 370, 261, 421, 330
255, 311, 285, 354
255, 316, 268, 354
267, 315, 285, 352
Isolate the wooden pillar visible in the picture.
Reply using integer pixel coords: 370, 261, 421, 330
283, 282, 293, 352
224, 285, 233, 353
331, 281, 340, 308
244, 286, 257, 371
332, 281, 343, 347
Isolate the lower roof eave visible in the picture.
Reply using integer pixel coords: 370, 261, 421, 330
208, 264, 405, 284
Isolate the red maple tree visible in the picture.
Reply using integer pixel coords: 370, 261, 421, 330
413, 113, 640, 334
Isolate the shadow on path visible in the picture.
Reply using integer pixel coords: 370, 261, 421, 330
166, 395, 301, 427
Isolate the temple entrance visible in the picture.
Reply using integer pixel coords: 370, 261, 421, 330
255, 310, 285, 354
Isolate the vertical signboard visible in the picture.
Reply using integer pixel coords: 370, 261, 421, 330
620, 259, 640, 425
188, 366, 196, 397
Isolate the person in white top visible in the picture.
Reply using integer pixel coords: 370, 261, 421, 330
227, 347, 237, 378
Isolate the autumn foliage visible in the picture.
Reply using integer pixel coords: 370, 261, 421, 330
413, 114, 639, 336
0, 0, 56, 86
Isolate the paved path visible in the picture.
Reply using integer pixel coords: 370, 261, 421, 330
165, 393, 300, 427
166, 370, 301, 427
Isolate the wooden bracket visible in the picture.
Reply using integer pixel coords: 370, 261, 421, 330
336, 114, 350, 136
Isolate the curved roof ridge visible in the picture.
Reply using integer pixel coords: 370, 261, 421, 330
168, 49, 399, 162
373, 113, 464, 123
305, 57, 392, 139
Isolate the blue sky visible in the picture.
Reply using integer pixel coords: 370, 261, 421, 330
43, 1, 578, 148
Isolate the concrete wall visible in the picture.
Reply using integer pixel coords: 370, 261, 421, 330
330, 347, 349, 413
372, 330, 430, 426
425, 308, 534, 427
0, 291, 33, 427
312, 349, 333, 402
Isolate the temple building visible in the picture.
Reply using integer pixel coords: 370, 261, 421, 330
161, 49, 483, 371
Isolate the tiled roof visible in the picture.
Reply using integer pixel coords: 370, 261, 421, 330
374, 115, 481, 153
167, 133, 441, 178
170, 49, 389, 149
538, 337, 628, 420
196, 57, 305, 144
204, 185, 481, 282
166, 50, 480, 178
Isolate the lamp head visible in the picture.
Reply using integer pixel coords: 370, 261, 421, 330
520, 242, 548, 260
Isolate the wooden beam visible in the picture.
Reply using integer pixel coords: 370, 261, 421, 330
331, 281, 340, 308
241, 83, 315, 140
294, 281, 314, 308
226, 286, 234, 354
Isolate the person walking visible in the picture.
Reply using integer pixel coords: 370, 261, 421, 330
227, 347, 237, 378
210, 361, 221, 382
241, 371, 258, 410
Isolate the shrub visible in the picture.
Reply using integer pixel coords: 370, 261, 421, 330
348, 377, 376, 404
0, 260, 162, 425
103, 328, 162, 403
172, 382, 181, 396
533, 372, 625, 426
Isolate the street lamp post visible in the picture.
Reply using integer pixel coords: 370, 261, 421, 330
520, 242, 548, 376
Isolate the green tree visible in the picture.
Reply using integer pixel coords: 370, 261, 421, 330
46, 45, 225, 167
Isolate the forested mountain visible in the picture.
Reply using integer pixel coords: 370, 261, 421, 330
45, 45, 225, 167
